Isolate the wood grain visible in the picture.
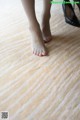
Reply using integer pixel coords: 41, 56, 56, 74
0, 0, 80, 120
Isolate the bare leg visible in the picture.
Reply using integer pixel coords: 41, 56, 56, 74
21, 0, 47, 56
41, 0, 52, 43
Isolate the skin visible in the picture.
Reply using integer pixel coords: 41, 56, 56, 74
21, 0, 52, 56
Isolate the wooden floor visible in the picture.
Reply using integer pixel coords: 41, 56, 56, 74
0, 0, 80, 120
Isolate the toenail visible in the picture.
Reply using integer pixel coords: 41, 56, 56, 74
42, 53, 45, 56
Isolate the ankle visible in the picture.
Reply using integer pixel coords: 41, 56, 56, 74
29, 24, 42, 38
41, 20, 50, 33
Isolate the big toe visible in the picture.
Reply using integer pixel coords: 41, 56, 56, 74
41, 49, 47, 56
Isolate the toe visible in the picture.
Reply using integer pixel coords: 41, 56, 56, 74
33, 49, 37, 55
32, 46, 47, 57
37, 50, 42, 56
34, 49, 42, 56
42, 50, 47, 56
38, 50, 43, 57
36, 50, 39, 56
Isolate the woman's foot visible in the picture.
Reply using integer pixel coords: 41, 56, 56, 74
30, 25, 48, 57
41, 19, 52, 43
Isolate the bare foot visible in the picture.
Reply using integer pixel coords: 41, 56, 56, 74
30, 25, 48, 57
41, 20, 52, 43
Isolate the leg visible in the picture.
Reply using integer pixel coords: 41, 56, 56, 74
21, 0, 47, 56
41, 0, 52, 43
